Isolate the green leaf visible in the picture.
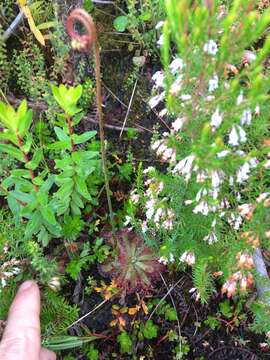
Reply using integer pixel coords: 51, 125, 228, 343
71, 191, 84, 208
40, 175, 55, 193
37, 190, 48, 206
55, 179, 74, 199
18, 107, 33, 137
83, 0, 93, 12
25, 148, 43, 170
44, 336, 99, 351
11, 169, 31, 178
165, 308, 177, 321
117, 332, 132, 354
0, 144, 25, 162
48, 140, 71, 151
52, 84, 83, 115
12, 190, 34, 203
142, 320, 158, 339
7, 195, 21, 224
71, 201, 81, 215
72, 150, 99, 164
40, 205, 57, 225
55, 157, 72, 170
113, 16, 128, 32
32, 176, 45, 186
72, 131, 97, 145
73, 112, 84, 126
37, 226, 50, 247
0, 131, 18, 145
74, 176, 91, 200
54, 126, 69, 141
20, 200, 38, 217
139, 12, 151, 21
0, 101, 17, 132
25, 210, 43, 238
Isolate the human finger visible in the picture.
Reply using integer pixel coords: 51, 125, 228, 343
0, 281, 41, 360
40, 348, 56, 360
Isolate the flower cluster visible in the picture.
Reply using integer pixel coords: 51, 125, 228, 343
0, 259, 21, 289
179, 251, 196, 266
143, 167, 175, 231
221, 271, 253, 298
152, 138, 176, 164
222, 251, 254, 298
138, 3, 270, 309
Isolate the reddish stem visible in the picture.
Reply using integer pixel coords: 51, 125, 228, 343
17, 135, 38, 192
67, 116, 76, 151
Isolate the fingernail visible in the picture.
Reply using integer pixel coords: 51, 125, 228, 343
18, 281, 34, 293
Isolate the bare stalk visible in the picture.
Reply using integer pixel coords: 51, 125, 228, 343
66, 9, 114, 229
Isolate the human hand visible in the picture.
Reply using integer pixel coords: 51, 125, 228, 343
0, 281, 56, 360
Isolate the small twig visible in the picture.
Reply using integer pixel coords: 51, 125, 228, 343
67, 298, 108, 329
148, 277, 184, 321
7, 95, 142, 133
2, 11, 24, 42
253, 247, 270, 304
92, 0, 115, 3
102, 83, 128, 109
160, 273, 182, 355
0, 89, 10, 105
120, 77, 138, 137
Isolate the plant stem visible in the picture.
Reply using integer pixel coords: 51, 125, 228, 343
17, 135, 38, 192
67, 116, 76, 151
93, 41, 114, 230
253, 248, 270, 304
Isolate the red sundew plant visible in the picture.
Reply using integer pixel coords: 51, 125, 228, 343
99, 229, 165, 294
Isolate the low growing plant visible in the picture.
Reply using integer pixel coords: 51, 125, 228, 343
0, 83, 102, 289
99, 228, 165, 294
